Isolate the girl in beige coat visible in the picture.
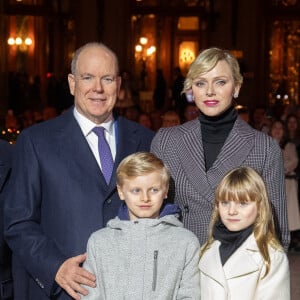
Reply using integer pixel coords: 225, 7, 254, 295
199, 167, 290, 300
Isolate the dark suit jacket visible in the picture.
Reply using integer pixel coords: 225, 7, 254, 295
4, 107, 154, 300
151, 117, 290, 250
0, 140, 12, 300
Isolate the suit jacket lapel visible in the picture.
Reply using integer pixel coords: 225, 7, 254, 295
108, 116, 145, 190
114, 116, 143, 164
176, 120, 209, 195
176, 119, 256, 199
207, 118, 255, 188
56, 109, 109, 192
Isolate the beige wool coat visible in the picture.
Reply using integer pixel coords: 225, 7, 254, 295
199, 234, 290, 300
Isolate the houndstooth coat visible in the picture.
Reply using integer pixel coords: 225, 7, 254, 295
151, 117, 290, 251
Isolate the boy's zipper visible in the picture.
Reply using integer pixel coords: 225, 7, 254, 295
152, 250, 158, 291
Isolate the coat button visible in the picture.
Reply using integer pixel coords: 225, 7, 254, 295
183, 205, 189, 213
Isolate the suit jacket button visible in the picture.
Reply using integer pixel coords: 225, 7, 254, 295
183, 205, 189, 213
35, 278, 44, 288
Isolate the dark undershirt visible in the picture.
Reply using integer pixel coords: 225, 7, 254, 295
199, 105, 237, 171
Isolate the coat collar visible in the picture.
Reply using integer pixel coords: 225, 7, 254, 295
199, 234, 260, 287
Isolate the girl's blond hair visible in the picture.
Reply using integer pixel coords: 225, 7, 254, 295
201, 166, 283, 277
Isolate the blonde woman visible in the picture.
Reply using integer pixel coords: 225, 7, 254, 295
199, 167, 290, 300
151, 47, 289, 251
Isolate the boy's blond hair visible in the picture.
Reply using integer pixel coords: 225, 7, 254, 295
201, 166, 283, 277
116, 152, 170, 187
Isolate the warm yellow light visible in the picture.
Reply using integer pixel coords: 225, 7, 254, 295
7, 38, 15, 45
139, 37, 148, 45
24, 37, 33, 45
180, 48, 195, 62
135, 44, 142, 52
15, 37, 22, 45
7, 36, 33, 49
146, 46, 156, 56
179, 41, 197, 72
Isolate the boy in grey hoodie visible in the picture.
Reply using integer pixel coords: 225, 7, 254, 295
81, 152, 201, 299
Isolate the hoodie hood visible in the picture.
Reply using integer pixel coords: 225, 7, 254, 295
107, 202, 183, 229
117, 201, 181, 220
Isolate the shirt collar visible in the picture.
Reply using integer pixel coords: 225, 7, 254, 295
73, 107, 114, 137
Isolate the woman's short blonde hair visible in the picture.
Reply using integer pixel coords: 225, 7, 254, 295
116, 152, 170, 187
183, 47, 243, 93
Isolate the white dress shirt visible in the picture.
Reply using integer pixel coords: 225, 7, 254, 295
73, 107, 116, 170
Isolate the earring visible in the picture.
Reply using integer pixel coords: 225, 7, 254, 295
234, 93, 239, 99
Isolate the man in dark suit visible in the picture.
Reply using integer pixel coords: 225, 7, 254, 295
4, 42, 154, 300
0, 140, 12, 300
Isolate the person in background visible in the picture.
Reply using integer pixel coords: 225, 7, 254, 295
4, 42, 154, 300
250, 105, 273, 134
4, 109, 20, 131
153, 69, 167, 111
280, 104, 294, 122
150, 110, 163, 132
161, 110, 181, 128
33, 109, 44, 123
81, 152, 200, 299
115, 70, 135, 115
285, 113, 300, 249
19, 109, 35, 128
151, 47, 290, 251
250, 106, 268, 131
199, 167, 290, 300
183, 103, 200, 123
171, 66, 187, 118
270, 119, 300, 252
123, 105, 140, 122
285, 113, 300, 148
236, 105, 250, 123
42, 105, 58, 121
0, 140, 13, 300
138, 112, 152, 130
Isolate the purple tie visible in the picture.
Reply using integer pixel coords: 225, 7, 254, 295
93, 127, 114, 184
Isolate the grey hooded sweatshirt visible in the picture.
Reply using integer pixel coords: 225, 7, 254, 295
82, 205, 201, 299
